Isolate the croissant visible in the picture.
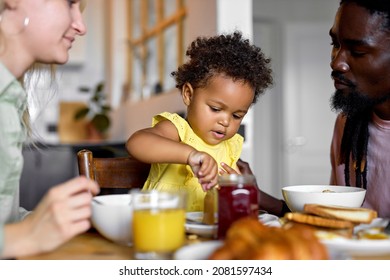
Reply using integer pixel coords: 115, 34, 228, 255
209, 217, 328, 260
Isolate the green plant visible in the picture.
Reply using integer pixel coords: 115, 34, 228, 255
74, 81, 112, 134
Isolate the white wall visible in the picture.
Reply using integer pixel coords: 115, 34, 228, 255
217, 0, 252, 39
251, 0, 339, 197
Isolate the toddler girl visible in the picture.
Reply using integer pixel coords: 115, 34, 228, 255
126, 31, 273, 211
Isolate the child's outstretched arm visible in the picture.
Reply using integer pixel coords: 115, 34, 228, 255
126, 120, 218, 190
126, 120, 192, 163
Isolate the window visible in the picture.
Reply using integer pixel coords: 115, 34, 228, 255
126, 0, 187, 100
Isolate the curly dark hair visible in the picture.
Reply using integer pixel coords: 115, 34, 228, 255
340, 0, 390, 29
171, 31, 273, 104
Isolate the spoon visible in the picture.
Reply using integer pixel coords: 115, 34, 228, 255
92, 197, 132, 205
92, 198, 103, 205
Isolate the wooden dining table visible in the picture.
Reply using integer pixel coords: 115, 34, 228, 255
17, 228, 390, 260
17, 229, 205, 260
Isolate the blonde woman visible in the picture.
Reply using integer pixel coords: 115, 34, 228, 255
0, 0, 99, 258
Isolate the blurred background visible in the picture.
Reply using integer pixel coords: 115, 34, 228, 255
21, 0, 340, 210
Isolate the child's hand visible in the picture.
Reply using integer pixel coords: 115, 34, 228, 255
219, 162, 239, 175
187, 150, 218, 191
220, 159, 253, 175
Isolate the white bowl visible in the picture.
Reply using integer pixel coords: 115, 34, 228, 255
282, 185, 366, 212
91, 194, 133, 245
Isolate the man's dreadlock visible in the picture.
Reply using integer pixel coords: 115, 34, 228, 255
339, 112, 370, 188
337, 0, 390, 189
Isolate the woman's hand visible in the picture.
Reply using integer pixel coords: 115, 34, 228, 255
2, 176, 99, 258
187, 150, 218, 191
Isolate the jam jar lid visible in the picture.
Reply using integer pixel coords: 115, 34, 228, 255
218, 174, 257, 186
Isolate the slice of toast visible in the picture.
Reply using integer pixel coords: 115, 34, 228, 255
303, 204, 377, 224
283, 221, 354, 239
284, 212, 355, 229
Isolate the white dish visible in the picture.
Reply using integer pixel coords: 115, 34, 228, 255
185, 212, 280, 237
91, 194, 133, 245
174, 240, 223, 260
185, 212, 217, 238
259, 213, 281, 227
174, 240, 345, 260
320, 218, 390, 257
282, 185, 366, 212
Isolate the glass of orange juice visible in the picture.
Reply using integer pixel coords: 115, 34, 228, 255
131, 190, 187, 259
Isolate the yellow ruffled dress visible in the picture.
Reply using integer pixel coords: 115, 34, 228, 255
142, 112, 243, 211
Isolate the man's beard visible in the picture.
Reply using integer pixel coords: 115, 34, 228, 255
330, 74, 390, 117
332, 89, 375, 117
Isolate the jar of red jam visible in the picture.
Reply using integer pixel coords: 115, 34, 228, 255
217, 174, 259, 239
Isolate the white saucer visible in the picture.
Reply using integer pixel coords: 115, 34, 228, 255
185, 212, 280, 237
174, 240, 223, 260
185, 212, 217, 238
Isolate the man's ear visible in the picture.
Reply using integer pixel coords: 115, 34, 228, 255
181, 82, 194, 106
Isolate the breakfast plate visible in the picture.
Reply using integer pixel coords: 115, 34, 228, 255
174, 240, 345, 260
320, 218, 390, 257
185, 212, 280, 238
174, 240, 223, 260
